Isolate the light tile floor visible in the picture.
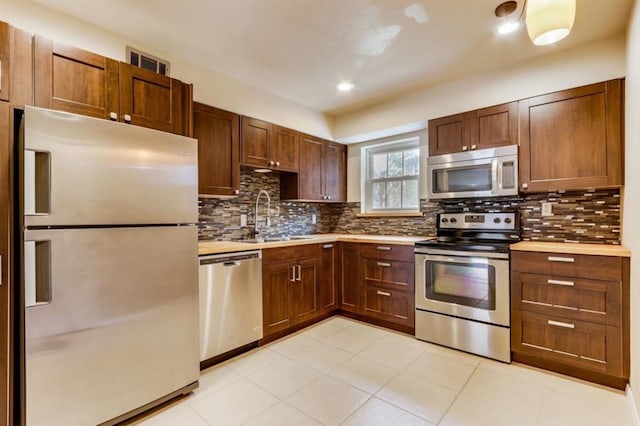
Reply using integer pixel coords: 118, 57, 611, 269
132, 316, 636, 426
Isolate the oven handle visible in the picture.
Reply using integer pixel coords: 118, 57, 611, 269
414, 248, 509, 260
420, 253, 494, 265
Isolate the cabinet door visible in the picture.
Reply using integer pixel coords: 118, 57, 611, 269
339, 243, 360, 313
34, 37, 119, 119
519, 80, 623, 192
193, 103, 240, 196
11, 26, 33, 108
0, 21, 9, 101
512, 310, 623, 377
119, 63, 185, 135
319, 243, 337, 312
362, 259, 414, 293
298, 134, 324, 200
0, 102, 10, 425
262, 259, 294, 337
294, 257, 319, 324
475, 102, 517, 150
428, 112, 470, 156
323, 141, 346, 202
240, 116, 273, 168
273, 126, 299, 172
363, 286, 414, 327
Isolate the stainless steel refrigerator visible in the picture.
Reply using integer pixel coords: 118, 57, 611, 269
18, 106, 200, 425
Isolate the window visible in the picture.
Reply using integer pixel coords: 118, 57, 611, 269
362, 137, 420, 213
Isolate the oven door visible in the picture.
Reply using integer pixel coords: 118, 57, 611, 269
415, 249, 510, 326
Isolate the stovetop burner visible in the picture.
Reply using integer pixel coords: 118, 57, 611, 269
415, 211, 521, 253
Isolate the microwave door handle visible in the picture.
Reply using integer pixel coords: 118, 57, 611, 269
497, 160, 503, 191
491, 159, 498, 194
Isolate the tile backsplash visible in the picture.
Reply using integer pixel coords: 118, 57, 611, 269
198, 172, 621, 244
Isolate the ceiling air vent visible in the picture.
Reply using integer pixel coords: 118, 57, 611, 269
126, 46, 170, 76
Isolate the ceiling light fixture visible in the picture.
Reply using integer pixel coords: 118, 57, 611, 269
337, 82, 354, 92
494, 0, 576, 46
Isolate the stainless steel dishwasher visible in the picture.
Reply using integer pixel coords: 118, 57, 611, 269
199, 250, 263, 362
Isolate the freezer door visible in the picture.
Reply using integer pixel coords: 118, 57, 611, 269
24, 226, 199, 426
23, 106, 197, 226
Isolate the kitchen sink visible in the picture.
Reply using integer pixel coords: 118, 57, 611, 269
236, 236, 316, 244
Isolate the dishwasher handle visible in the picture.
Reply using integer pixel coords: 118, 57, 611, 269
199, 250, 261, 265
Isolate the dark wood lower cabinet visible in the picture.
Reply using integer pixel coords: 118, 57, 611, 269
319, 243, 337, 312
363, 286, 414, 327
511, 251, 629, 389
339, 243, 360, 313
262, 244, 328, 339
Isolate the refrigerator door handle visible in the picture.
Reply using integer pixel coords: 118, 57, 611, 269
24, 240, 52, 307
24, 149, 51, 216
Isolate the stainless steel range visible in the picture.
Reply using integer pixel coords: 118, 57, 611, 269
414, 212, 520, 362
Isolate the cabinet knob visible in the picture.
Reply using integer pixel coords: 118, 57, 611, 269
123, 114, 132, 123
522, 183, 529, 189
109, 112, 118, 120
269, 160, 275, 166
471, 144, 477, 150
462, 146, 468, 151
327, 195, 331, 200
275, 161, 280, 167
234, 190, 240, 195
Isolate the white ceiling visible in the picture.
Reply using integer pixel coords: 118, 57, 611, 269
33, 0, 632, 115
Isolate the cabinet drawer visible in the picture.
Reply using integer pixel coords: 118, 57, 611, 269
512, 272, 621, 326
363, 259, 414, 293
512, 310, 623, 377
363, 285, 414, 327
511, 251, 621, 281
359, 243, 414, 262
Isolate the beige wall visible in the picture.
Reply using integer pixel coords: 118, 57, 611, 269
624, 0, 640, 416
0, 0, 335, 139
335, 34, 626, 141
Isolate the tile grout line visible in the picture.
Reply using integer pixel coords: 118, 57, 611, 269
433, 359, 482, 425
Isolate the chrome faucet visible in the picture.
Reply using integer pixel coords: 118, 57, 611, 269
253, 190, 271, 239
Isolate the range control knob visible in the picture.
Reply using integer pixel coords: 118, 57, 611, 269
493, 217, 501, 224
504, 217, 512, 224
441, 218, 449, 223
450, 218, 457, 224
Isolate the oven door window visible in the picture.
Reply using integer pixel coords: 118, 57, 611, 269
433, 164, 492, 194
425, 260, 496, 310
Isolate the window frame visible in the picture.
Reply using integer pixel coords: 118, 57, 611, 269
361, 136, 421, 214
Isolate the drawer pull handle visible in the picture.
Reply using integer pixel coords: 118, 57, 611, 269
376, 246, 392, 251
377, 291, 391, 297
377, 262, 391, 267
548, 320, 575, 329
548, 256, 575, 263
323, 244, 334, 249
547, 279, 574, 286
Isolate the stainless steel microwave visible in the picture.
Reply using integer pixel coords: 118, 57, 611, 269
427, 145, 518, 199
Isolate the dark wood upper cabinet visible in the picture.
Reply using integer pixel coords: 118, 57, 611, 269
281, 135, 346, 202
10, 26, 33, 107
0, 21, 10, 102
240, 117, 300, 172
119, 63, 186, 135
428, 102, 517, 156
296, 134, 324, 200
193, 103, 240, 197
428, 112, 469, 156
323, 142, 347, 202
33, 37, 190, 136
519, 79, 623, 193
273, 126, 299, 172
240, 116, 273, 168
475, 102, 517, 150
34, 36, 119, 119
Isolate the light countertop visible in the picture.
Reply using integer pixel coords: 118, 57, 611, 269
510, 241, 631, 257
198, 234, 431, 256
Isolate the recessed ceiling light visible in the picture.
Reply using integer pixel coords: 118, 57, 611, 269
497, 20, 521, 34
337, 82, 354, 92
